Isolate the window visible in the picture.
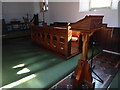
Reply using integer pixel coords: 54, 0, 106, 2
40, 0, 48, 12
90, 0, 112, 9
79, 0, 119, 12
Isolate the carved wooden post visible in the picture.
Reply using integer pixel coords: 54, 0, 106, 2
81, 33, 90, 60
69, 16, 104, 88
72, 33, 93, 87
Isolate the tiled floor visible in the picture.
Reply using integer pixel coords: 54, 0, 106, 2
50, 52, 120, 90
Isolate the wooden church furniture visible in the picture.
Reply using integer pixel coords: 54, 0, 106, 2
50, 22, 81, 42
31, 24, 72, 58
95, 26, 120, 53
71, 31, 80, 41
50, 22, 68, 27
68, 15, 104, 88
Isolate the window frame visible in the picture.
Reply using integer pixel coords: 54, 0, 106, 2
89, 0, 112, 11
79, 0, 119, 12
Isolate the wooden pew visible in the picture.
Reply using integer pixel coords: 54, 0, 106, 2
31, 25, 72, 58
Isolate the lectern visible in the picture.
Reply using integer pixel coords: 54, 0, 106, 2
69, 15, 104, 89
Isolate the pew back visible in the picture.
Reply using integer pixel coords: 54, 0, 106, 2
31, 26, 72, 58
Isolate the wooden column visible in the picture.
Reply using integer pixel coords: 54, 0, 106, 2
72, 32, 93, 88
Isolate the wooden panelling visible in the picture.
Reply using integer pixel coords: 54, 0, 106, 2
95, 27, 120, 53
31, 25, 72, 58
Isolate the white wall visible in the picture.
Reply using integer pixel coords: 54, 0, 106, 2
118, 1, 120, 27
49, 2, 118, 27
2, 2, 119, 26
2, 2, 35, 23
2, 2, 50, 24
0, 2, 2, 20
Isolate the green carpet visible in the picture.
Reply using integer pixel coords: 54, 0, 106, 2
2, 37, 102, 89
2, 30, 30, 39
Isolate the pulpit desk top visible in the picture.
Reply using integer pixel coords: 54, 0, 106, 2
69, 15, 104, 33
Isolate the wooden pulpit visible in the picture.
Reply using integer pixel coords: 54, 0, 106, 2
68, 15, 104, 89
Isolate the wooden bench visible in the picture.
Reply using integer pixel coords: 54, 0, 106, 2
31, 25, 73, 58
